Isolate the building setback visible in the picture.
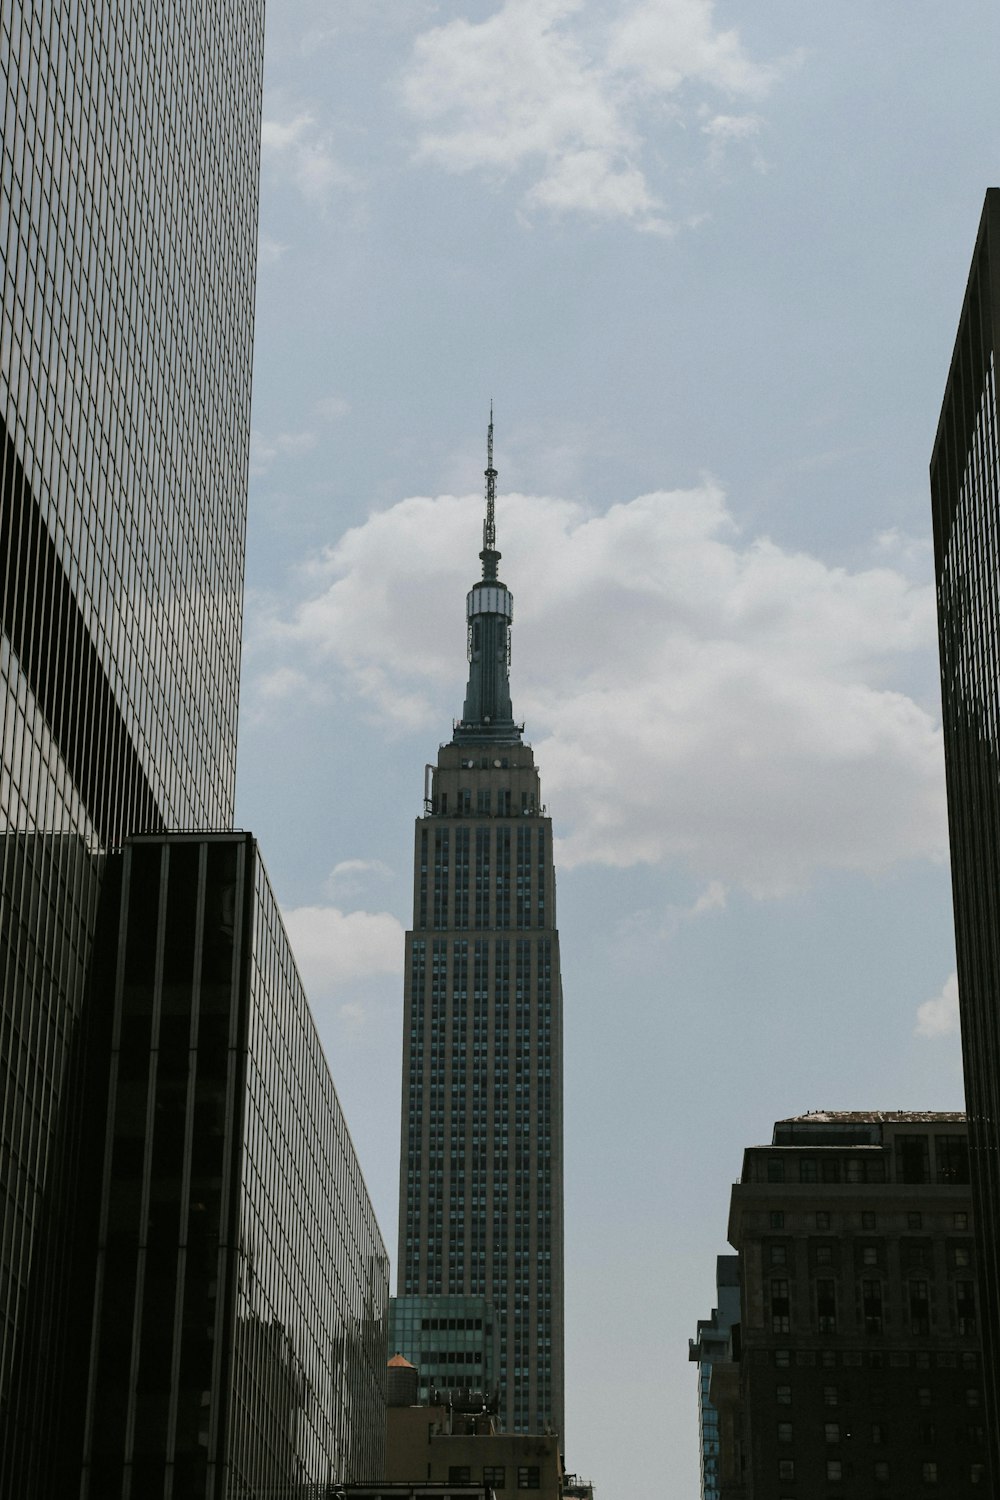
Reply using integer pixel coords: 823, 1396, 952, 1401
719, 1112, 983, 1499
0, 0, 263, 1488
397, 420, 565, 1437
930, 184, 1000, 1488
79, 834, 388, 1497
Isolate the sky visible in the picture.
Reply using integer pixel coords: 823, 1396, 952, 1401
234, 4, 1000, 1494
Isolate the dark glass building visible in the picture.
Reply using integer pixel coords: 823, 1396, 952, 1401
81, 832, 388, 1497
397, 421, 565, 1437
721, 1112, 983, 1499
389, 1294, 499, 1408
931, 184, 1000, 1486
0, 0, 262, 1486
689, 1256, 740, 1500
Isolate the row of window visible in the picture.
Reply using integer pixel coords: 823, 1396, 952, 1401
770, 1277, 976, 1335
447, 1466, 540, 1489
776, 1458, 985, 1484
769, 1210, 969, 1231
763, 1135, 970, 1186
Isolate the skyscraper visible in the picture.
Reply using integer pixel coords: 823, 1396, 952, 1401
81, 833, 388, 1497
931, 184, 1000, 1485
397, 420, 565, 1437
720, 1111, 982, 1498
0, 0, 263, 1482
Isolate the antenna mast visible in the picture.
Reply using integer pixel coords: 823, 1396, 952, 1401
483, 404, 497, 560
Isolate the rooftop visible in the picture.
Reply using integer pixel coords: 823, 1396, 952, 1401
778, 1110, 966, 1124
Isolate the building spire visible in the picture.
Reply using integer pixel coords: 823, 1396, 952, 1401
453, 409, 522, 744
481, 403, 499, 582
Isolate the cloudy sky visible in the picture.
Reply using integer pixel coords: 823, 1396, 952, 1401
235, 3, 997, 1492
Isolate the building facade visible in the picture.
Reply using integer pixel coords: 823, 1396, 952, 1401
930, 184, 1000, 1486
390, 1295, 499, 1409
397, 422, 565, 1437
724, 1112, 984, 1499
386, 1396, 562, 1500
690, 1256, 740, 1500
0, 1, 263, 1487
81, 833, 388, 1498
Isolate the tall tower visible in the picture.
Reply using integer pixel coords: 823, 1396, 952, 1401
398, 417, 565, 1437
0, 0, 264, 1486
931, 185, 1000, 1486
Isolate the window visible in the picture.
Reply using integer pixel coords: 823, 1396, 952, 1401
770, 1244, 787, 1265
770, 1211, 785, 1228
955, 1212, 969, 1230
774, 1349, 790, 1368
908, 1211, 923, 1230
966, 1388, 981, 1407
862, 1211, 876, 1228
821, 1157, 841, 1183
825, 1423, 841, 1444
823, 1385, 838, 1406
517, 1467, 540, 1489
767, 1157, 785, 1183
776, 1385, 792, 1404
484, 1467, 506, 1487
935, 1133, 970, 1184
956, 1279, 977, 1334
778, 1460, 795, 1481
771, 1280, 791, 1334
477, 788, 491, 814
922, 1462, 938, 1485
816, 1279, 836, 1333
910, 1281, 930, 1336
862, 1245, 879, 1265
896, 1135, 931, 1184
971, 1463, 986, 1484
954, 1245, 971, 1267
917, 1387, 932, 1407
815, 1245, 833, 1265
799, 1158, 817, 1183
816, 1211, 830, 1229
449, 1467, 472, 1483
777, 1422, 793, 1444
826, 1460, 842, 1482
874, 1460, 889, 1483
863, 1279, 883, 1335
871, 1423, 885, 1445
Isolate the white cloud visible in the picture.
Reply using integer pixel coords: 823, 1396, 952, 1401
258, 233, 289, 265
261, 109, 354, 206
260, 482, 948, 897
401, 0, 786, 229
282, 904, 404, 1001
250, 428, 318, 475
915, 971, 960, 1039
315, 394, 351, 422
325, 858, 394, 898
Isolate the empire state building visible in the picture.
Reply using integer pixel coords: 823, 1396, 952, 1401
397, 420, 565, 1437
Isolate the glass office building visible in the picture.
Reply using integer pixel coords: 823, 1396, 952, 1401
0, 0, 263, 1486
389, 1295, 498, 1409
689, 1257, 740, 1500
81, 833, 389, 1498
931, 185, 1000, 1487
398, 425, 565, 1437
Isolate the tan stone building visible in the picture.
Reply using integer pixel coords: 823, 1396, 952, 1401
716, 1111, 985, 1497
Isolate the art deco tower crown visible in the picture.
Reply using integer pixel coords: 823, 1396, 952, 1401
454, 410, 522, 745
